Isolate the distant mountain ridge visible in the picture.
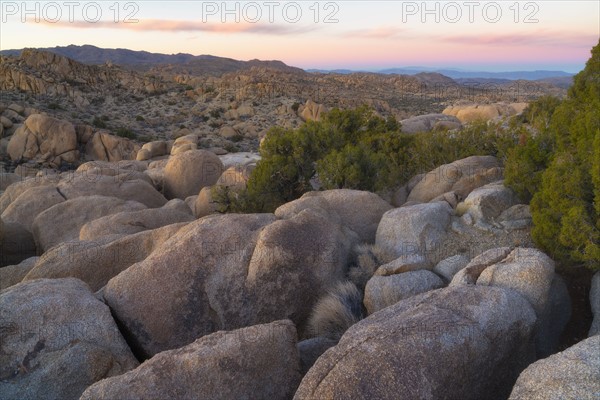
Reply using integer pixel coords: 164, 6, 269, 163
0, 44, 304, 76
383, 68, 574, 80
309, 67, 575, 81
1, 45, 575, 81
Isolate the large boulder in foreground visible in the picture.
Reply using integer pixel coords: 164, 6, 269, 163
295, 286, 536, 400
102, 214, 275, 358
452, 247, 564, 358
163, 149, 224, 199
246, 209, 353, 329
103, 210, 351, 358
509, 335, 600, 400
80, 320, 302, 400
32, 195, 147, 252
476, 248, 555, 317
0, 278, 139, 400
376, 202, 452, 263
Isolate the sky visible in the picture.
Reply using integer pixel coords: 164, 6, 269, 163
1, 1, 599, 72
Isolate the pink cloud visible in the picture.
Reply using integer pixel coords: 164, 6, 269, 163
34, 19, 317, 35
438, 30, 598, 48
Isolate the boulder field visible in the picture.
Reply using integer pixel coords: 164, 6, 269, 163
0, 154, 596, 400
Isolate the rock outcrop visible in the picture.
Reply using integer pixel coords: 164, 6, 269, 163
102, 211, 351, 358
0, 278, 139, 400
451, 247, 567, 357
57, 174, 167, 208
80, 320, 302, 400
23, 223, 189, 291
376, 202, 452, 263
299, 99, 327, 121
0, 256, 38, 290
1, 185, 66, 231
400, 113, 461, 134
364, 270, 444, 314
509, 335, 600, 400
275, 189, 392, 243
78, 206, 194, 241
407, 155, 503, 203
163, 149, 224, 199
32, 195, 147, 252
443, 102, 528, 123
85, 131, 141, 162
7, 114, 78, 165
294, 286, 536, 400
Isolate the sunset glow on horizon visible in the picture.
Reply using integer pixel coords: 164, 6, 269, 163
1, 1, 598, 72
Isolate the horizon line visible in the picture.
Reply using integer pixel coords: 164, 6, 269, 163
0, 44, 583, 74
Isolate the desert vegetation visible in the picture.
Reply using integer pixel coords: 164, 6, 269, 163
228, 42, 599, 271
505, 42, 600, 269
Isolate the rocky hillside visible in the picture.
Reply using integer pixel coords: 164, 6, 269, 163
0, 49, 167, 105
1, 44, 305, 75
0, 48, 568, 157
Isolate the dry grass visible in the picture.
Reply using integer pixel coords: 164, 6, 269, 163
307, 281, 364, 340
348, 244, 394, 289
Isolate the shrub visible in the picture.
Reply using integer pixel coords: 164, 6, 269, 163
504, 96, 561, 201
92, 117, 107, 129
409, 121, 518, 173
531, 43, 600, 269
518, 95, 561, 132
210, 185, 251, 213
209, 108, 224, 119
115, 127, 136, 139
230, 134, 244, 143
504, 127, 555, 202
307, 281, 364, 340
135, 115, 145, 121
237, 106, 520, 213
242, 106, 406, 212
